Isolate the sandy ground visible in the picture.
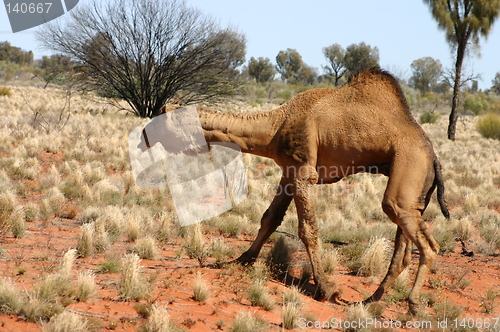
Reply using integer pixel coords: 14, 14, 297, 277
1, 197, 499, 332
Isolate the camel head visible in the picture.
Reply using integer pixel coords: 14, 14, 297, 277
137, 105, 208, 155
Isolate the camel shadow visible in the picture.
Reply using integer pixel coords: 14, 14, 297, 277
207, 260, 343, 305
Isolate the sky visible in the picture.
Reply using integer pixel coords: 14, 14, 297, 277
1, 0, 499, 89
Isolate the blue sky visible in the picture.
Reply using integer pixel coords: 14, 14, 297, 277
1, 0, 499, 89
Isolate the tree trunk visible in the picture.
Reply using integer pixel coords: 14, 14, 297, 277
448, 43, 466, 141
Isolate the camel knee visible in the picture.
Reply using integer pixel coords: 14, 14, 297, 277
403, 246, 412, 267
382, 198, 399, 221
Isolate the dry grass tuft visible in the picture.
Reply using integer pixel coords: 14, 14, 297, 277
119, 253, 151, 301
10, 206, 26, 238
248, 279, 274, 311
231, 311, 269, 332
75, 272, 96, 302
343, 303, 372, 332
358, 237, 392, 277
146, 305, 172, 332
185, 224, 209, 266
192, 272, 210, 303
281, 302, 300, 330
267, 236, 297, 278
42, 310, 89, 332
0, 278, 23, 313
132, 236, 159, 260
76, 223, 95, 258
322, 248, 339, 275
282, 286, 303, 309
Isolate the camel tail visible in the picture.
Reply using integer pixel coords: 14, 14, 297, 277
434, 160, 450, 219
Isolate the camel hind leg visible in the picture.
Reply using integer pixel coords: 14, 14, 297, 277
378, 157, 440, 314
364, 226, 412, 304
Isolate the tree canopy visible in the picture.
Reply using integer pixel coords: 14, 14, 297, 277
0, 41, 33, 66
36, 0, 246, 118
409, 57, 443, 94
247, 57, 276, 83
322, 42, 379, 86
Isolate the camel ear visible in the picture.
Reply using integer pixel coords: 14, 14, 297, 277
159, 105, 168, 115
159, 104, 183, 116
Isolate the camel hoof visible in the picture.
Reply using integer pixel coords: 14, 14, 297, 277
314, 286, 340, 303
408, 301, 422, 316
233, 252, 256, 266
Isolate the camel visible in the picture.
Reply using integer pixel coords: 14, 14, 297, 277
141, 68, 450, 314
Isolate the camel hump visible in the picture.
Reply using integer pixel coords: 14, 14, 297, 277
347, 67, 409, 109
348, 67, 398, 85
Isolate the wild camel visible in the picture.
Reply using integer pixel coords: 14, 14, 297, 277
141, 68, 450, 314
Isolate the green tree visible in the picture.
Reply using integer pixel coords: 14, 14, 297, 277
491, 72, 500, 95
322, 43, 346, 86
409, 57, 443, 94
35, 54, 74, 88
423, 0, 500, 140
248, 57, 275, 83
276, 49, 317, 85
0, 41, 33, 66
36, 0, 246, 118
298, 64, 318, 85
276, 48, 303, 83
343, 42, 380, 75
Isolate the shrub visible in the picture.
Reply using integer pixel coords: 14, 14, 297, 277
21, 295, 64, 323
463, 93, 489, 115
420, 111, 440, 124
0, 86, 11, 97
477, 113, 500, 140
0, 191, 17, 236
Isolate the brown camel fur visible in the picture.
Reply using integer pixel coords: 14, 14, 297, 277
145, 68, 450, 314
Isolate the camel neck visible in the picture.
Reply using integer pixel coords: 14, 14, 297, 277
198, 108, 285, 159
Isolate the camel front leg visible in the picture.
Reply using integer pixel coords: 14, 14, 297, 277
293, 166, 332, 301
236, 177, 293, 265
364, 226, 412, 304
